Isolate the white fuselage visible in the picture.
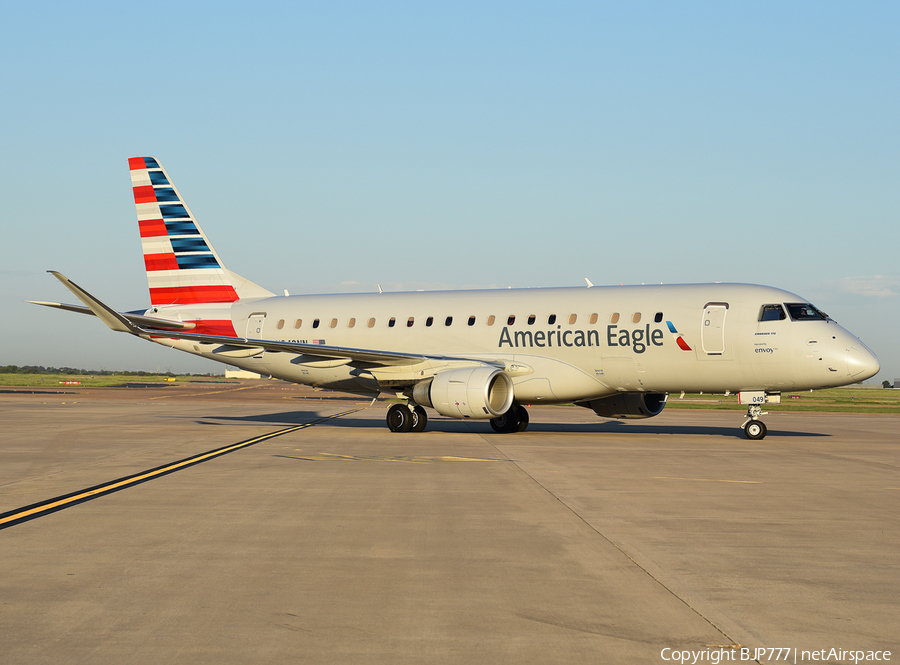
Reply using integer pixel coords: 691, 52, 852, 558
150, 282, 879, 402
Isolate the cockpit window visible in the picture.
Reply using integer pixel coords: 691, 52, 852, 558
759, 304, 787, 322
785, 303, 829, 321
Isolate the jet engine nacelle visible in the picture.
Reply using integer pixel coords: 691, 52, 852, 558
583, 393, 668, 419
413, 367, 515, 419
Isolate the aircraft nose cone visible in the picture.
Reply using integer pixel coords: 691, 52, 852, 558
847, 344, 880, 381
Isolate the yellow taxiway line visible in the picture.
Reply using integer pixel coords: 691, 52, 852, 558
276, 452, 508, 463
653, 477, 762, 484
0, 407, 362, 530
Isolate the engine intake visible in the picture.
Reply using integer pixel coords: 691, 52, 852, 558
413, 367, 514, 419
582, 393, 667, 419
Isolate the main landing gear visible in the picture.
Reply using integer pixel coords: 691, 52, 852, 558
741, 405, 768, 440
385, 402, 530, 434
386, 403, 427, 433
490, 403, 530, 433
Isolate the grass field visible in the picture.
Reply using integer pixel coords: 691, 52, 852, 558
2, 373, 897, 414
665, 387, 900, 414
0, 373, 230, 388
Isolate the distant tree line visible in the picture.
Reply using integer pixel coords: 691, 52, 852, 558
0, 365, 214, 377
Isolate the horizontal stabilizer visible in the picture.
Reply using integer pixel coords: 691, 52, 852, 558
28, 300, 196, 330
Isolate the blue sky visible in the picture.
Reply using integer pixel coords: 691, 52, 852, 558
2, 2, 897, 381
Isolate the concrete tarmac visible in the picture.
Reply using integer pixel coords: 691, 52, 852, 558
1, 382, 897, 664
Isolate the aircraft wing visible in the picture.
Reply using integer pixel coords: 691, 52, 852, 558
37, 271, 462, 368
138, 329, 430, 366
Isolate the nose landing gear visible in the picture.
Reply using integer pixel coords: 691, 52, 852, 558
741, 405, 768, 440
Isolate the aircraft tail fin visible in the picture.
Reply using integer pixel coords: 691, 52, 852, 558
128, 157, 274, 306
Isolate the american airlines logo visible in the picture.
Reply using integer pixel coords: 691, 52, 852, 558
665, 321, 692, 351
498, 320, 693, 354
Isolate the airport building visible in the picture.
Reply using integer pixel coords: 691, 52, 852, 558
225, 366, 263, 379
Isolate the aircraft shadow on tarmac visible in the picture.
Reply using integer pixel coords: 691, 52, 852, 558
193, 410, 327, 426
0, 389, 78, 395
529, 421, 828, 438
195, 410, 828, 438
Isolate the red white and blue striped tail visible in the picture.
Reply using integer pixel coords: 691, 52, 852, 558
128, 157, 273, 306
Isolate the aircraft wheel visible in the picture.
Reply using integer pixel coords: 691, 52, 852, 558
744, 420, 767, 440
410, 405, 428, 432
490, 405, 522, 433
514, 404, 529, 432
387, 404, 413, 433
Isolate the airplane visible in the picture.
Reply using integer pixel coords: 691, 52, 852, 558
32, 157, 881, 440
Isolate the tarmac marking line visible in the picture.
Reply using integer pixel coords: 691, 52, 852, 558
653, 477, 762, 484
0, 407, 363, 530
149, 385, 258, 400
479, 431, 742, 648
275, 453, 507, 463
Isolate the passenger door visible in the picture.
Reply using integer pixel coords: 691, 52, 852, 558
701, 303, 728, 355
246, 313, 266, 339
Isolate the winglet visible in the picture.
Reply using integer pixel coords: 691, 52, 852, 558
48, 271, 144, 336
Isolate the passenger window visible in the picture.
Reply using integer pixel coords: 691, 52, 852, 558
508, 315, 516, 325
330, 319, 337, 328
294, 319, 302, 329
426, 316, 433, 327
348, 318, 356, 328
277, 319, 285, 329
407, 317, 414, 327
468, 316, 475, 326
487, 315, 495, 326
759, 304, 787, 322
527, 315, 536, 325
548, 314, 556, 324
589, 313, 598, 324
312, 319, 320, 329
654, 312, 663, 323
610, 313, 620, 324
388, 317, 396, 328
632, 313, 641, 323
569, 314, 577, 324
367, 318, 375, 328
445, 316, 453, 326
